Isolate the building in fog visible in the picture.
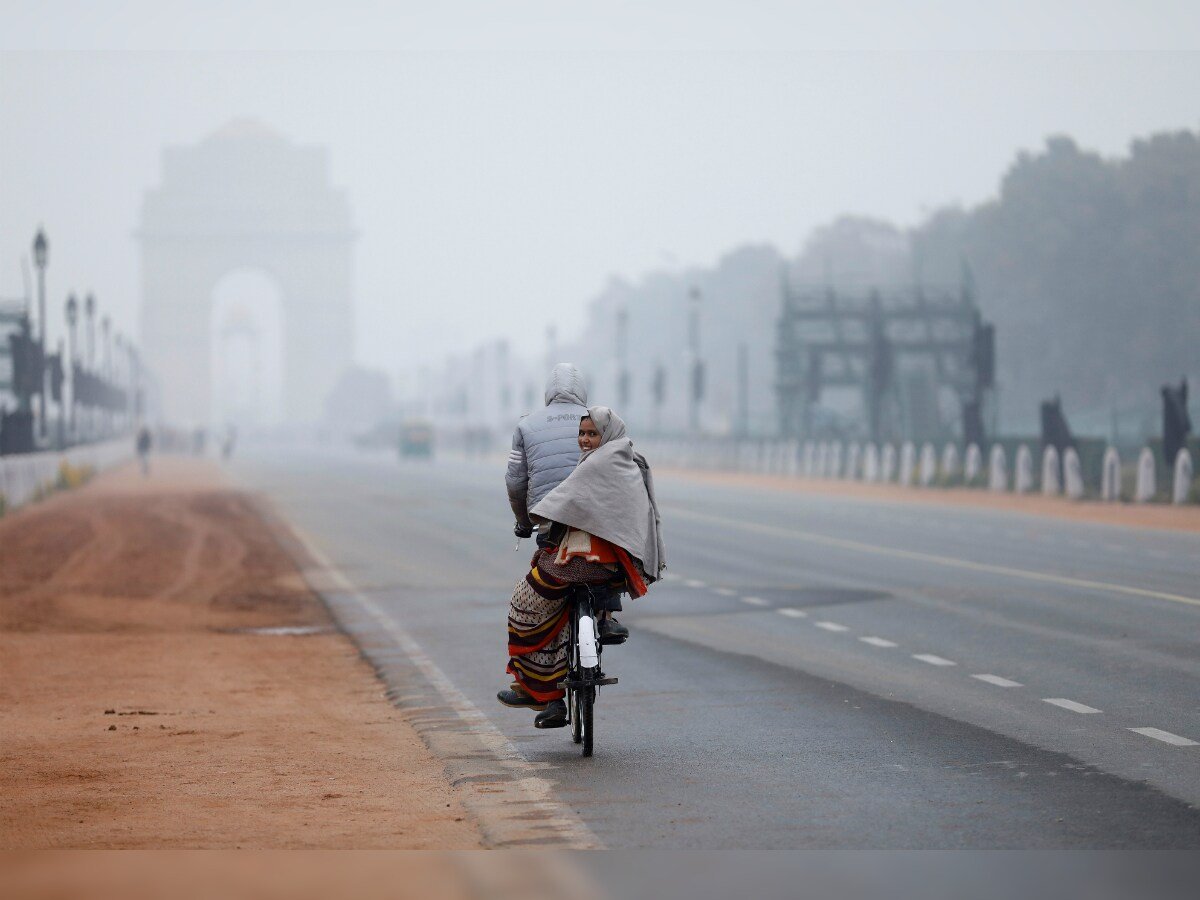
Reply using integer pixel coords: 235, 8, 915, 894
138, 120, 356, 428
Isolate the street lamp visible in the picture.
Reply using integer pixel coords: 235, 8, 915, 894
84, 293, 95, 368
65, 293, 78, 439
32, 228, 48, 440
102, 314, 111, 378
114, 334, 125, 431
101, 315, 111, 436
688, 286, 703, 431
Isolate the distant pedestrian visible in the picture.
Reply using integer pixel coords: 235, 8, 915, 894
136, 426, 153, 476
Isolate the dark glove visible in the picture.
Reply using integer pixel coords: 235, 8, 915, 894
513, 521, 534, 539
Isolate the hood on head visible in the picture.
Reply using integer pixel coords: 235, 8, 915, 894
584, 406, 627, 446
544, 363, 587, 406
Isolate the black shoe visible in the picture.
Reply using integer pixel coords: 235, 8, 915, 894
534, 699, 568, 729
497, 687, 548, 710
598, 616, 629, 645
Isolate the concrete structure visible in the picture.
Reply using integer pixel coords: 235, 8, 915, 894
138, 120, 356, 425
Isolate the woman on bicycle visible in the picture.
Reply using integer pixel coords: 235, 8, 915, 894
497, 406, 665, 728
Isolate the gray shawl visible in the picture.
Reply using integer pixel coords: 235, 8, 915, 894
530, 407, 665, 580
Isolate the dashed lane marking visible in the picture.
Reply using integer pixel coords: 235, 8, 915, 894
1128, 727, 1198, 747
972, 674, 1022, 687
777, 607, 807, 618
913, 654, 956, 666
815, 621, 849, 632
1043, 698, 1102, 714
668, 507, 1200, 609
684, 579, 707, 589
713, 587, 737, 597
741, 596, 768, 606
859, 636, 897, 648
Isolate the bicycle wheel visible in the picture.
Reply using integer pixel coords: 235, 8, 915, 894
569, 602, 582, 744
580, 685, 594, 757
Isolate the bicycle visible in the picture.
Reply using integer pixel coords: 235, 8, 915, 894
558, 583, 619, 757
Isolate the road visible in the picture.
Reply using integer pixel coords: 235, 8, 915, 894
232, 445, 1200, 848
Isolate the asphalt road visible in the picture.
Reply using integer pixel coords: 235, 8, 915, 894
232, 445, 1200, 848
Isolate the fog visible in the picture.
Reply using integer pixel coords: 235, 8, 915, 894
2, 1, 1198, 434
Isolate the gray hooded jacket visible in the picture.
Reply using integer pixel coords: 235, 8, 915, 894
506, 363, 588, 526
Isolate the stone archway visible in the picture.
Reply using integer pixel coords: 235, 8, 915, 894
138, 119, 356, 426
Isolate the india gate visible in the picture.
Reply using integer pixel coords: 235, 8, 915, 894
138, 120, 355, 426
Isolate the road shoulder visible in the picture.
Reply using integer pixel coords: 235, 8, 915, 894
0, 457, 483, 849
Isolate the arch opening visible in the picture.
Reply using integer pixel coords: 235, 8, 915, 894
209, 268, 285, 429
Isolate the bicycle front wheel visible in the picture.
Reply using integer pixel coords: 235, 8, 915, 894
570, 684, 582, 744
580, 685, 594, 757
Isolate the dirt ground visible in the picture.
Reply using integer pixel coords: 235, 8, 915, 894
0, 457, 484, 850
667, 468, 1200, 534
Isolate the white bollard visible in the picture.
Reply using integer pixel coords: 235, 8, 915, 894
941, 443, 960, 484
1173, 448, 1194, 505
881, 444, 897, 483
845, 442, 861, 481
1100, 447, 1121, 501
1135, 447, 1156, 502
802, 441, 816, 477
862, 443, 879, 483
1063, 447, 1085, 500
1014, 444, 1034, 494
1041, 446, 1061, 496
964, 443, 982, 485
919, 442, 937, 487
829, 442, 843, 479
898, 441, 916, 486
816, 442, 830, 478
988, 444, 1008, 492
786, 439, 800, 477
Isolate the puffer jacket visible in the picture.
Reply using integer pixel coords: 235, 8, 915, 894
506, 363, 588, 526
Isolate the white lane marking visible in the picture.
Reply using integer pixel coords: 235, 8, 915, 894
741, 595, 768, 606
1043, 698, 1102, 714
777, 607, 807, 618
1128, 727, 1198, 747
815, 621, 849, 632
972, 674, 1022, 687
684, 579, 707, 589
286, 524, 602, 849
1103, 543, 1126, 554
713, 587, 737, 596
668, 507, 1200, 609
1069, 538, 1090, 549
913, 654, 956, 666
662, 572, 681, 581
860, 636, 897, 648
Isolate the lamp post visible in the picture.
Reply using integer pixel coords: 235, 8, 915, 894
85, 293, 96, 370
114, 334, 126, 432
615, 305, 630, 409
84, 294, 96, 439
32, 229, 48, 440
101, 315, 111, 435
688, 285, 702, 431
65, 294, 78, 439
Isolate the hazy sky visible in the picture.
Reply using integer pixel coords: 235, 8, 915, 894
2, 1, 1198, 375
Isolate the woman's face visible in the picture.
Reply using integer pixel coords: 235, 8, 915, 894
578, 417, 603, 452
